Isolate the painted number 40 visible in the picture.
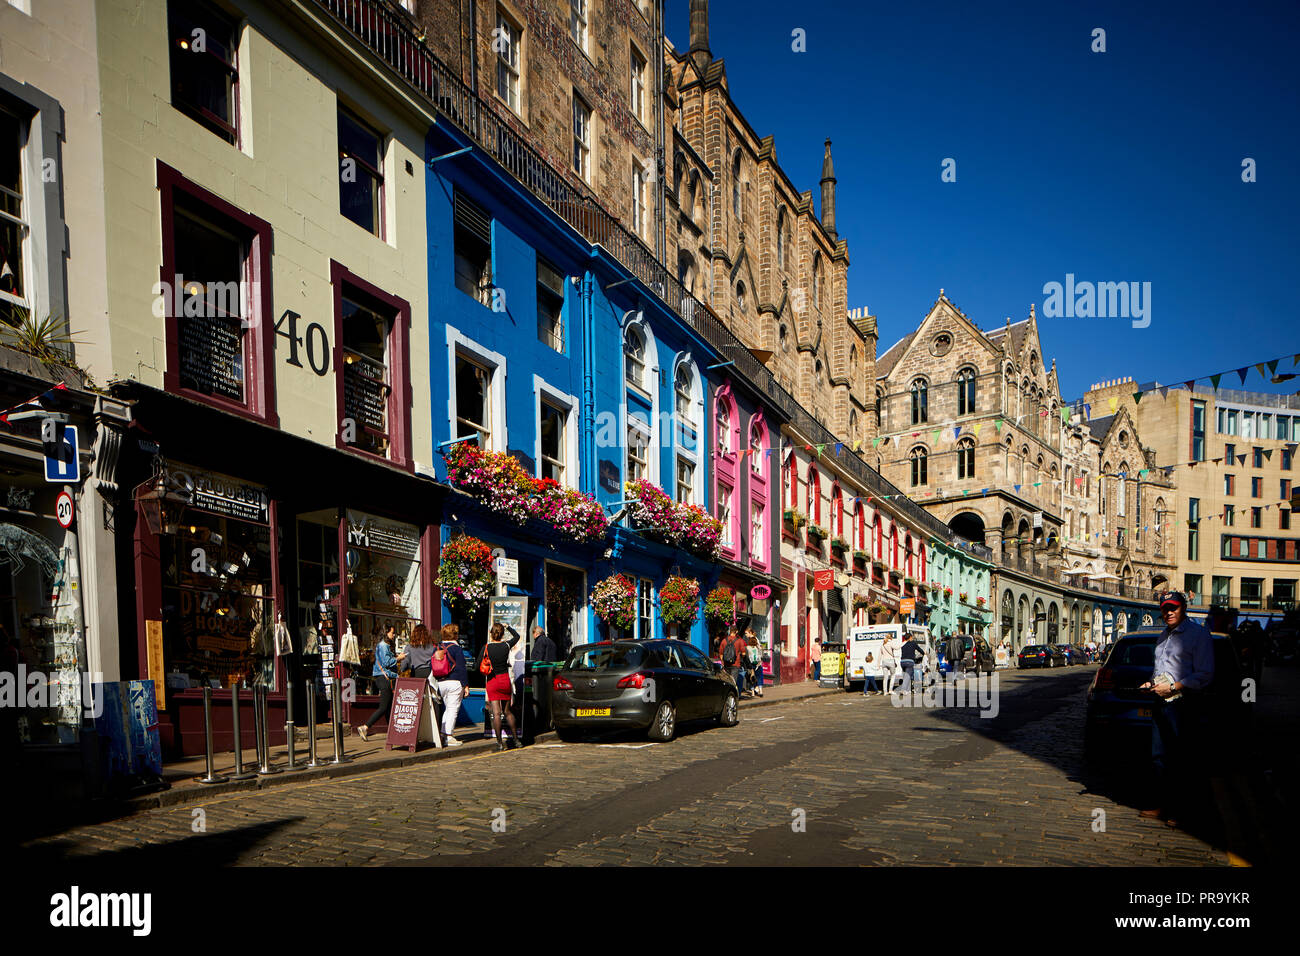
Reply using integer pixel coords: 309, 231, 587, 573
275, 310, 330, 376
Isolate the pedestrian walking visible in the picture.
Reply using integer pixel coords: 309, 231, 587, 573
478, 622, 521, 750
948, 633, 965, 678
900, 632, 923, 693
431, 624, 468, 746
744, 627, 765, 698
862, 649, 880, 696
357, 624, 403, 741
810, 637, 822, 682
880, 632, 900, 693
719, 628, 747, 696
1138, 591, 1215, 828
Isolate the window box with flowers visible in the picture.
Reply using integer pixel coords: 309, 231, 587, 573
959, 591, 969, 604
436, 534, 496, 613
831, 537, 850, 554
625, 479, 723, 560
975, 596, 987, 608
871, 558, 887, 571
806, 524, 828, 543
783, 508, 805, 530
444, 442, 609, 543
943, 586, 954, 599
592, 573, 637, 635
904, 576, 918, 587
658, 575, 701, 635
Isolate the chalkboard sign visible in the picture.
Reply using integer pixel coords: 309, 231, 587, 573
385, 677, 441, 752
180, 314, 245, 402
344, 361, 389, 431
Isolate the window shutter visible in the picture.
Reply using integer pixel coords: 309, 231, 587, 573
454, 191, 491, 244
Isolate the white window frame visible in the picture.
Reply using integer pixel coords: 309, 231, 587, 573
751, 501, 765, 564
630, 44, 647, 126
570, 0, 588, 55
572, 92, 592, 183
496, 7, 522, 115
447, 325, 507, 452
672, 352, 703, 504
0, 88, 64, 324
632, 157, 647, 239
637, 577, 654, 640
533, 375, 580, 490
622, 313, 660, 486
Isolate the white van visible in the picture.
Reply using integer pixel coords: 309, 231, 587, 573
843, 623, 931, 690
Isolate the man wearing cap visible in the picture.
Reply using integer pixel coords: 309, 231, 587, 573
1139, 591, 1215, 827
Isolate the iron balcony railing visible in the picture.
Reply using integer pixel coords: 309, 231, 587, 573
311, 0, 961, 549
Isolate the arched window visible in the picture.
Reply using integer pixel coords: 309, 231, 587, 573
807, 466, 822, 525
672, 355, 702, 504
905, 535, 914, 578
849, 344, 858, 380
716, 399, 732, 456
875, 388, 884, 429
1117, 461, 1128, 516
909, 446, 928, 486
831, 482, 843, 537
1020, 446, 1030, 484
672, 154, 685, 202
957, 367, 977, 416
849, 409, 858, 438
855, 501, 866, 550
677, 251, 697, 296
957, 437, 975, 479
776, 208, 786, 270
890, 524, 899, 569
873, 514, 883, 559
625, 325, 647, 391
910, 379, 928, 425
785, 455, 799, 509
812, 253, 822, 310
735, 281, 746, 313
732, 150, 743, 219
750, 418, 767, 477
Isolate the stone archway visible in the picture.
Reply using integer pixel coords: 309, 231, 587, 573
949, 511, 986, 545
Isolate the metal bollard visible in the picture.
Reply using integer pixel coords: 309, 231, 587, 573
330, 677, 349, 764
199, 687, 228, 784
250, 684, 266, 767
284, 679, 299, 771
228, 685, 256, 781
305, 680, 322, 768
256, 685, 281, 775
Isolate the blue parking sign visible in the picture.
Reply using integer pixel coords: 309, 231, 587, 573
45, 424, 79, 483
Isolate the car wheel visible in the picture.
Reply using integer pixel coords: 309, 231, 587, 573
647, 700, 676, 742
555, 726, 583, 743
718, 691, 739, 727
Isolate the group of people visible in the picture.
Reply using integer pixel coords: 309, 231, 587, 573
356, 621, 560, 752
713, 627, 767, 698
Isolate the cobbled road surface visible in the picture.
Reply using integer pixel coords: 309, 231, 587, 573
20, 667, 1235, 866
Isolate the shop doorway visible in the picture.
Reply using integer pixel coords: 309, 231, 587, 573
544, 562, 585, 658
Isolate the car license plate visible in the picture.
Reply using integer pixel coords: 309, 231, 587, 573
1136, 707, 1151, 718
576, 708, 610, 717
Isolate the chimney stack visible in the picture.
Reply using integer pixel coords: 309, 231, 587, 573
689, 0, 712, 72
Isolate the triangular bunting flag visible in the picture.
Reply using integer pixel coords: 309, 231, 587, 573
815, 444, 825, 458
973, 423, 983, 437
1083, 403, 1091, 420
834, 443, 844, 456
1158, 386, 1168, 400
1237, 368, 1249, 385
994, 419, 1003, 433
1133, 392, 1142, 404
1184, 380, 1195, 391
873, 438, 881, 449
1108, 397, 1118, 413
1211, 374, 1222, 391
954, 426, 962, 439
1256, 363, 1269, 381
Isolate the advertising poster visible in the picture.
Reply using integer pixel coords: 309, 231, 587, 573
91, 680, 163, 795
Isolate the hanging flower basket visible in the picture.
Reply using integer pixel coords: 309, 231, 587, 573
704, 585, 736, 625
943, 586, 954, 598
443, 442, 609, 543
626, 479, 722, 560
659, 575, 701, 630
868, 602, 886, 616
852, 594, 872, 609
591, 573, 637, 632
975, 596, 987, 608
437, 534, 496, 613
959, 591, 969, 603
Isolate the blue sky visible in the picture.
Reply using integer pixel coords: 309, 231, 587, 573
666, 0, 1300, 401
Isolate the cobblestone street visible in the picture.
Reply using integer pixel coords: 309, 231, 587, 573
20, 667, 1284, 867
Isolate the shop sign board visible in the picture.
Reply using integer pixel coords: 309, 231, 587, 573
750, 585, 771, 600
44, 425, 79, 484
489, 596, 528, 639
900, 598, 915, 615
812, 569, 834, 591
169, 463, 270, 524
346, 510, 420, 558
386, 677, 440, 752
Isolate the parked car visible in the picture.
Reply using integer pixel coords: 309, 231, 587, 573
1057, 644, 1086, 665
1019, 644, 1066, 668
1084, 629, 1252, 766
550, 639, 739, 742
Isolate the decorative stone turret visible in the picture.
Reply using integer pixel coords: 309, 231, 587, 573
689, 0, 712, 73
820, 138, 837, 238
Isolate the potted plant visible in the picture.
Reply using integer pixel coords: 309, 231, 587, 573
831, 536, 850, 554
868, 601, 886, 620
659, 575, 701, 634
959, 591, 969, 603
975, 596, 987, 608
943, 586, 954, 598
783, 508, 805, 529
436, 534, 496, 613
704, 585, 736, 626
591, 573, 637, 633
806, 524, 828, 542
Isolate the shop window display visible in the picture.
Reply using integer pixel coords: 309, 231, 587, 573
344, 511, 421, 691
0, 483, 86, 745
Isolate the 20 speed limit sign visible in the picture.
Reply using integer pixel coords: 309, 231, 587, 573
55, 491, 74, 529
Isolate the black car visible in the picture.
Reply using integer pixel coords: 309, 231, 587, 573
1019, 644, 1065, 668
960, 636, 995, 673
550, 639, 739, 742
1083, 630, 1251, 766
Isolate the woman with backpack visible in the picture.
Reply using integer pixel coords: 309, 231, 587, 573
719, 628, 745, 695
744, 627, 764, 698
404, 623, 435, 680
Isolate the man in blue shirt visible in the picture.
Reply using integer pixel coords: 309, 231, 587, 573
1139, 591, 1215, 826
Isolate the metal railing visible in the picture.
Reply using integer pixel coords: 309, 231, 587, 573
311, 0, 963, 549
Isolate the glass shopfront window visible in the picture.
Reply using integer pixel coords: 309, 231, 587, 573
158, 466, 274, 691
0, 480, 86, 745
344, 510, 421, 681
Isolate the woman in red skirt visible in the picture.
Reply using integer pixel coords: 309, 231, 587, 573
480, 623, 520, 750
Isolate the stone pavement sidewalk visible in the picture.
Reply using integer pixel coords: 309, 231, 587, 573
48, 678, 844, 825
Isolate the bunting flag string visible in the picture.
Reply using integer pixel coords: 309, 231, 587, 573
0, 383, 68, 426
